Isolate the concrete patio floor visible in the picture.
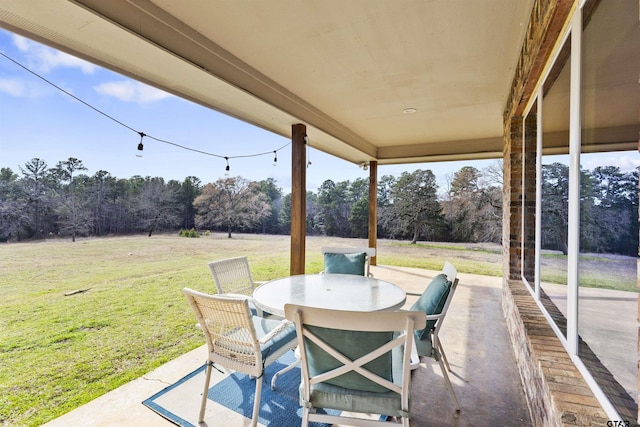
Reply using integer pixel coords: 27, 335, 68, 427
43, 266, 533, 426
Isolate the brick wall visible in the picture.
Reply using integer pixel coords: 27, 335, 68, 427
503, 117, 524, 282
501, 118, 638, 425
501, 0, 639, 424
503, 280, 609, 426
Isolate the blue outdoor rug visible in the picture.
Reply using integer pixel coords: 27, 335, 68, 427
142, 351, 337, 426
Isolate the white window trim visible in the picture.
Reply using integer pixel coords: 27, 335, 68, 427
566, 5, 581, 358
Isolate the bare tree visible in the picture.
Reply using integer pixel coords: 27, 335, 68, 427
86, 170, 114, 236
193, 176, 271, 238
442, 166, 502, 243
482, 159, 504, 187
136, 177, 182, 236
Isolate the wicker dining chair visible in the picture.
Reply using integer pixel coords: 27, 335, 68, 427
320, 246, 376, 277
207, 256, 264, 316
183, 288, 297, 426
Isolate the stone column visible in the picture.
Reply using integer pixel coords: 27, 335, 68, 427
503, 117, 524, 281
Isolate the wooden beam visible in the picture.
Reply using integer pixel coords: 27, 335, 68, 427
290, 124, 307, 275
368, 161, 378, 266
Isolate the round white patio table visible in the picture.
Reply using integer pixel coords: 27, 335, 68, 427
252, 273, 406, 318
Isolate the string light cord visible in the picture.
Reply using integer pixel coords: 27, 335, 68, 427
1, 50, 137, 133
145, 133, 290, 160
0, 50, 291, 161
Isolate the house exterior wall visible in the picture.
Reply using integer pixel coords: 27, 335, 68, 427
501, 0, 638, 424
503, 115, 611, 425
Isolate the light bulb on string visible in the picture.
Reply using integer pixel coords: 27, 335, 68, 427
136, 132, 145, 158
0, 51, 299, 170
273, 151, 277, 166
224, 157, 230, 176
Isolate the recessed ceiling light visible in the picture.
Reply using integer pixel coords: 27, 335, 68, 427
402, 108, 417, 114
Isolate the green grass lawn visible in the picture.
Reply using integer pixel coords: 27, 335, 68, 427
1, 233, 331, 426
0, 233, 635, 426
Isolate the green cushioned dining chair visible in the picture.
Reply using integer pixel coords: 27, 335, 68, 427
321, 246, 376, 277
285, 303, 426, 427
407, 261, 461, 412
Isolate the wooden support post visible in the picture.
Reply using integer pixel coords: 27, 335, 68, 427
290, 124, 307, 275
368, 161, 378, 266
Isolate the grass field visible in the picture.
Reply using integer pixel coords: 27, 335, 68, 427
0, 233, 636, 426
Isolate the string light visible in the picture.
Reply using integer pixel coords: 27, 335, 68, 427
136, 132, 145, 157
273, 151, 277, 166
306, 135, 312, 168
224, 157, 230, 176
0, 50, 291, 169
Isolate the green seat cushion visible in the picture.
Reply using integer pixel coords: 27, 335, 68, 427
323, 252, 366, 276
410, 273, 452, 340
414, 329, 434, 358
304, 325, 393, 393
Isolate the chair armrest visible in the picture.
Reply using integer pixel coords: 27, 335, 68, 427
405, 292, 421, 297
425, 313, 445, 321
258, 319, 294, 344
398, 308, 444, 322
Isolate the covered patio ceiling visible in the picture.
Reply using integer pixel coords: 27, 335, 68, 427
0, 0, 539, 167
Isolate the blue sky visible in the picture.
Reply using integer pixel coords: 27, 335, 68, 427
0, 29, 636, 193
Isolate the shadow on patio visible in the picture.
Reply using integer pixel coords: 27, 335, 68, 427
42, 266, 532, 426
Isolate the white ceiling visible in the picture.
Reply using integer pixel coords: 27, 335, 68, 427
0, 0, 536, 165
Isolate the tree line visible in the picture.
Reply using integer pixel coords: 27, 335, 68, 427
541, 163, 638, 256
0, 157, 636, 256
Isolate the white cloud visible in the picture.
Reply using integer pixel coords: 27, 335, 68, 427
93, 80, 172, 104
0, 77, 24, 96
0, 76, 54, 98
11, 34, 96, 74
582, 153, 640, 173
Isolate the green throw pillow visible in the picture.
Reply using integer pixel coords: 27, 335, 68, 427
410, 273, 452, 340
323, 252, 366, 276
